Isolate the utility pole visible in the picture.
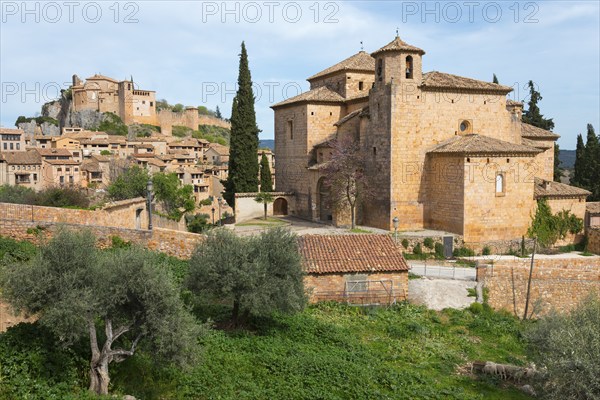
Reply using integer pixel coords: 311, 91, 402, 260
523, 238, 537, 320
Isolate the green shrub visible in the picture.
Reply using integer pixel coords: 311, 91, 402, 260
434, 242, 444, 259
468, 302, 484, 314
412, 243, 422, 255
528, 199, 584, 248
186, 213, 211, 233
110, 235, 131, 249
401, 238, 409, 249
453, 246, 475, 257
199, 198, 213, 206
482, 246, 491, 256
98, 112, 128, 136
100, 150, 111, 156
423, 237, 434, 249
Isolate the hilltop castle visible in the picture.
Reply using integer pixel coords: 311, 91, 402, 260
272, 36, 589, 245
70, 74, 229, 135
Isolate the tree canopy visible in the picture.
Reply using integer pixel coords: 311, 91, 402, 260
522, 80, 555, 131
259, 153, 273, 192
187, 228, 305, 326
151, 172, 196, 220
571, 124, 600, 201
223, 42, 260, 207
0, 229, 200, 395
322, 137, 373, 229
107, 165, 149, 201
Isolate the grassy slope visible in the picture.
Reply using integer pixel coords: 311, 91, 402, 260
114, 303, 532, 400
0, 236, 532, 400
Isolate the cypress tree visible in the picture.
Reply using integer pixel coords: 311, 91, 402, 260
583, 124, 599, 200
223, 42, 260, 207
522, 80, 555, 131
572, 133, 585, 186
553, 143, 561, 182
492, 73, 499, 84
259, 153, 273, 192
215, 105, 222, 119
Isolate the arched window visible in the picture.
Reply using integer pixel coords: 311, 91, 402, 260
495, 173, 505, 195
406, 56, 413, 79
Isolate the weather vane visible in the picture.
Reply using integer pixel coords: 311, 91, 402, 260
360, 41, 364, 51
396, 27, 399, 37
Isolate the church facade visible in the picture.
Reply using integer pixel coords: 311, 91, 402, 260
272, 36, 589, 244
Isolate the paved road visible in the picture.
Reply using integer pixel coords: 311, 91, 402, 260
407, 261, 476, 281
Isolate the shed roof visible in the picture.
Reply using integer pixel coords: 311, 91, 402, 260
299, 235, 409, 275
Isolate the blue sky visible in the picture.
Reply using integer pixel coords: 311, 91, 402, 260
1, 0, 598, 149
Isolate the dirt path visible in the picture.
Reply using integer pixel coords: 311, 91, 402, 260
409, 277, 476, 310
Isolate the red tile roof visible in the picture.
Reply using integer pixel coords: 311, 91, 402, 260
299, 235, 409, 275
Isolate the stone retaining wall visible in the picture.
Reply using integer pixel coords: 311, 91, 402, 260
589, 228, 600, 255
477, 257, 600, 317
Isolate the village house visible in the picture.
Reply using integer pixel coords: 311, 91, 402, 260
0, 128, 25, 152
0, 150, 43, 190
299, 234, 409, 305
272, 36, 590, 246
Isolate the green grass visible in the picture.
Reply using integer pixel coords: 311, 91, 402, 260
110, 303, 532, 400
349, 227, 372, 233
236, 217, 288, 227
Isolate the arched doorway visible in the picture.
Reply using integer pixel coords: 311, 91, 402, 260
317, 177, 333, 222
273, 198, 288, 216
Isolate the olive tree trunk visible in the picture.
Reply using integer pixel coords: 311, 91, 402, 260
88, 318, 142, 395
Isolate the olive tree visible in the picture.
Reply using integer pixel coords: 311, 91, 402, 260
187, 227, 305, 326
0, 229, 200, 395
525, 294, 600, 399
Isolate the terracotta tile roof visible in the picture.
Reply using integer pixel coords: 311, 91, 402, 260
147, 158, 167, 168
170, 139, 200, 147
299, 235, 409, 275
421, 71, 513, 93
44, 159, 80, 165
534, 178, 590, 199
521, 138, 552, 149
308, 51, 375, 81
36, 148, 73, 157
506, 99, 523, 107
86, 74, 118, 83
371, 36, 425, 56
428, 134, 542, 156
0, 150, 41, 165
521, 123, 560, 139
334, 108, 363, 126
272, 86, 345, 108
587, 202, 600, 215
91, 154, 110, 162
208, 143, 230, 155
81, 160, 101, 172
0, 128, 24, 134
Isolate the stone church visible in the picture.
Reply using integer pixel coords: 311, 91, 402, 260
272, 36, 590, 245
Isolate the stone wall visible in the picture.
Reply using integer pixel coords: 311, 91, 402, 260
0, 199, 149, 230
0, 219, 203, 259
304, 271, 408, 304
589, 228, 600, 255
234, 192, 294, 223
477, 256, 600, 317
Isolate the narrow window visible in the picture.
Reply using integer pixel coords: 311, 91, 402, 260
373, 147, 377, 156
287, 120, 293, 140
406, 56, 413, 79
359, 81, 364, 91
377, 59, 383, 81
495, 173, 505, 196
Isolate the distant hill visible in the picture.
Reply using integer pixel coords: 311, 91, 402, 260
259, 139, 274, 151
559, 149, 576, 169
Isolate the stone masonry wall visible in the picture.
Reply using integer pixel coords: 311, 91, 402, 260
304, 271, 408, 304
589, 228, 600, 255
477, 257, 600, 317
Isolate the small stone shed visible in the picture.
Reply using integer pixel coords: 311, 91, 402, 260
299, 234, 409, 305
